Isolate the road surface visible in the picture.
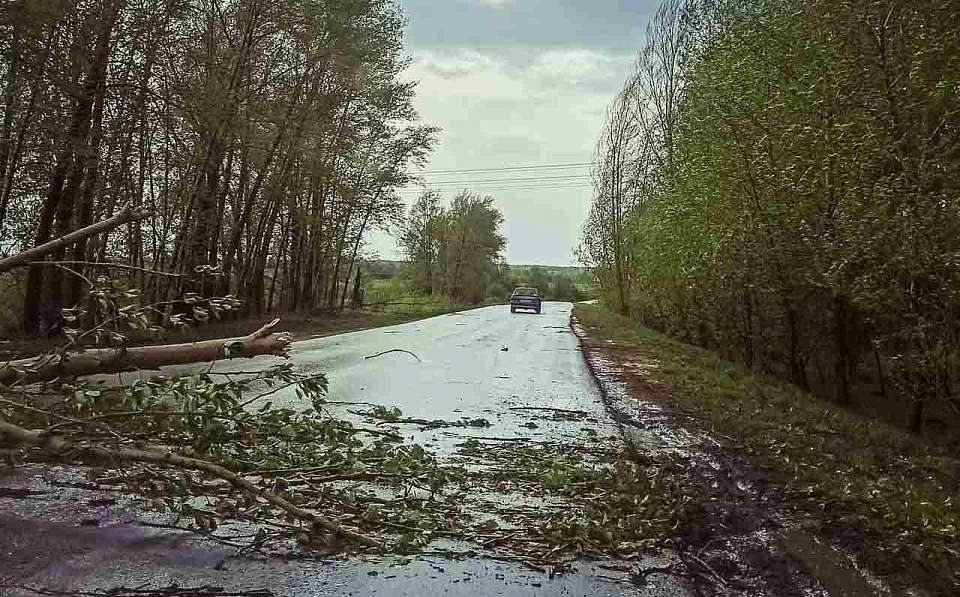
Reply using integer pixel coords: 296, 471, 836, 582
1, 302, 688, 596
282, 301, 616, 450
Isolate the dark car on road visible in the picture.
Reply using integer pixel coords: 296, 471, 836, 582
510, 287, 542, 314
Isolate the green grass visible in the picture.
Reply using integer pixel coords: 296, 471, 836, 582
575, 303, 960, 566
364, 278, 493, 317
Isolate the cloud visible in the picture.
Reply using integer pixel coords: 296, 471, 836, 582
408, 48, 632, 100
381, 48, 633, 265
415, 51, 499, 80
466, 0, 515, 8
525, 49, 634, 94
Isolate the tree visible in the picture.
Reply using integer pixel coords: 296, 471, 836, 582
401, 190, 505, 303
399, 190, 443, 294
0, 0, 436, 335
581, 0, 960, 432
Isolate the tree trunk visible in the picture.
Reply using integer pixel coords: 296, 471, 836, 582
833, 295, 852, 405
0, 319, 290, 386
786, 301, 809, 391
67, 81, 108, 306
909, 397, 924, 433
0, 25, 21, 230
22, 1, 120, 334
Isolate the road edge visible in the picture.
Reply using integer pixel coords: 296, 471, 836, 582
568, 306, 887, 597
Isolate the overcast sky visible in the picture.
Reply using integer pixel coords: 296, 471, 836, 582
369, 0, 657, 266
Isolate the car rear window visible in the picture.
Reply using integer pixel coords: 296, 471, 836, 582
513, 287, 539, 296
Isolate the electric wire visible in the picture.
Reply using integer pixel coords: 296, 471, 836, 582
399, 183, 594, 194
404, 174, 591, 187
416, 161, 596, 175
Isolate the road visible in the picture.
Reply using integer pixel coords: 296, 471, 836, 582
283, 302, 613, 449
1, 302, 688, 597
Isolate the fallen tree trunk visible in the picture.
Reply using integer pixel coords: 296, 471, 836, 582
0, 319, 290, 386
0, 203, 151, 274
0, 416, 382, 549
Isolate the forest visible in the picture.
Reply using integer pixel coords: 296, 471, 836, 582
0, 0, 435, 338
580, 0, 960, 435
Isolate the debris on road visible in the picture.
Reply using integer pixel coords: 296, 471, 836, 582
363, 349, 422, 362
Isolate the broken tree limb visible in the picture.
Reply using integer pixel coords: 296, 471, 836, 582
0, 319, 290, 386
0, 416, 383, 550
0, 203, 152, 274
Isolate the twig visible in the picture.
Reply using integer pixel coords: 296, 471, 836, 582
348, 425, 403, 440
242, 465, 340, 477
508, 407, 588, 416
631, 563, 678, 581
27, 260, 184, 278
237, 372, 328, 408
132, 519, 261, 550
49, 262, 93, 288
686, 553, 727, 587
480, 530, 520, 547
321, 400, 381, 407
0, 397, 86, 426
364, 349, 422, 363
450, 434, 530, 442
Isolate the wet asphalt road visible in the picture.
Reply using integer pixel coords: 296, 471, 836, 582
1, 302, 688, 596
285, 302, 613, 450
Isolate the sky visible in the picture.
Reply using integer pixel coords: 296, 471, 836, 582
368, 0, 658, 266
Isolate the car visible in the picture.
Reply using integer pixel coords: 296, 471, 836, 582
510, 287, 542, 314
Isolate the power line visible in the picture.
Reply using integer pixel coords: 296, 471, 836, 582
416, 161, 596, 175
408, 174, 592, 187
399, 183, 594, 194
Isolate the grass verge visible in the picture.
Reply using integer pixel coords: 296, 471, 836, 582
574, 303, 960, 573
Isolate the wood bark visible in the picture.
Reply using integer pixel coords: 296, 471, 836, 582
0, 318, 290, 386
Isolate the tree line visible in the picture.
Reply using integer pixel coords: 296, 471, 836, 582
498, 265, 586, 303
580, 0, 960, 432
399, 189, 506, 304
0, 0, 434, 336
399, 191, 589, 305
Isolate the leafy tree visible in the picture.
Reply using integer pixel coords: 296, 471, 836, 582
399, 190, 443, 294
400, 190, 505, 304
581, 0, 960, 433
0, 0, 435, 334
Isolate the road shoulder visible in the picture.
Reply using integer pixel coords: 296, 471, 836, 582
572, 303, 960, 596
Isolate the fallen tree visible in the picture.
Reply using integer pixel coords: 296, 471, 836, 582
0, 215, 454, 558
0, 319, 291, 386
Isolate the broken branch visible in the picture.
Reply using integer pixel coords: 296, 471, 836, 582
0, 204, 151, 274
0, 319, 291, 386
26, 260, 184, 278
508, 407, 588, 416
0, 416, 383, 549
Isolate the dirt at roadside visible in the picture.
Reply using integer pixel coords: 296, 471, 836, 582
570, 314, 897, 597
